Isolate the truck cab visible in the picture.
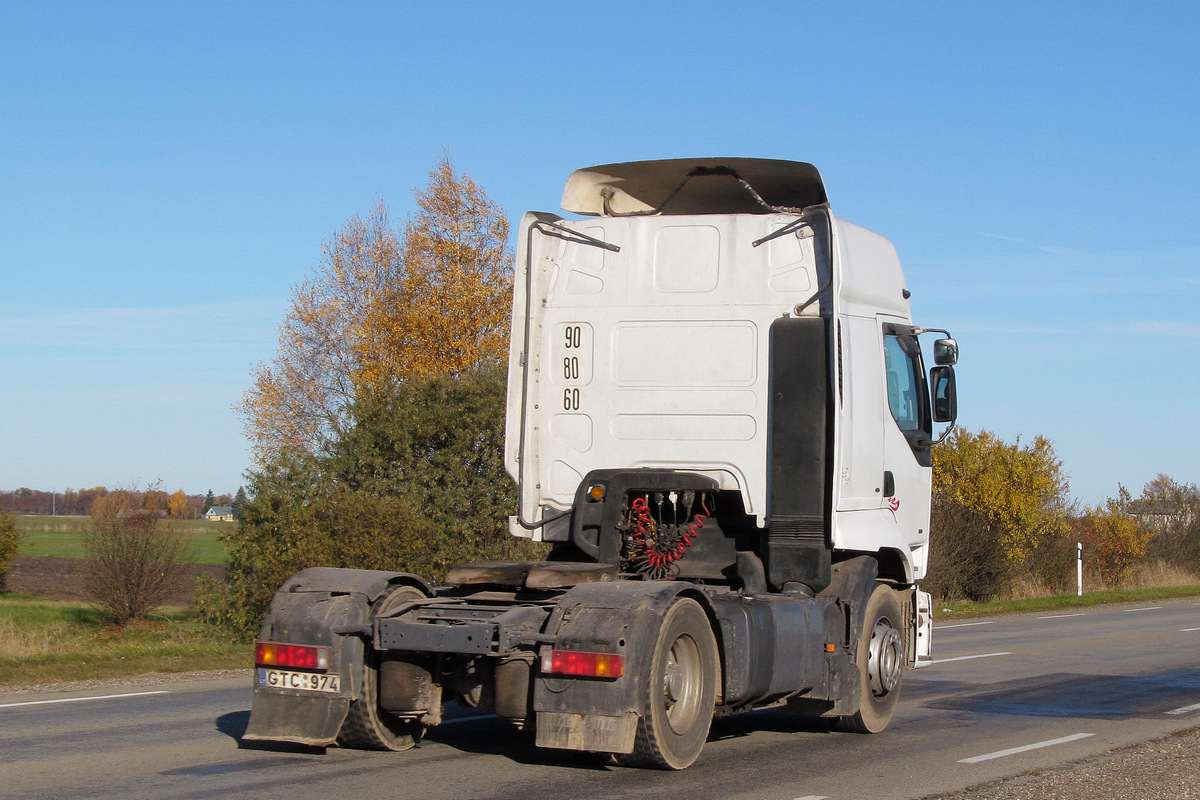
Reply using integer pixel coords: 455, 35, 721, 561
507, 158, 955, 592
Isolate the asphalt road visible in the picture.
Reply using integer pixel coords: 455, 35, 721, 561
2, 599, 1198, 800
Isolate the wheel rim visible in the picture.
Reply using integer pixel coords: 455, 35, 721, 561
866, 618, 904, 697
662, 633, 702, 734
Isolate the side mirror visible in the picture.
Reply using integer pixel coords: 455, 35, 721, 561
930, 365, 957, 423
934, 338, 958, 365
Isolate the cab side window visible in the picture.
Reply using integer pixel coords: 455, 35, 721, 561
883, 334, 921, 432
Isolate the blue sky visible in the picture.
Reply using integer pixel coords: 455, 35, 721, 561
1, 1, 1196, 505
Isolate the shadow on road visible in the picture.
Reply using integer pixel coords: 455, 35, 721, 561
924, 668, 1200, 719
708, 706, 836, 743
206, 701, 839, 769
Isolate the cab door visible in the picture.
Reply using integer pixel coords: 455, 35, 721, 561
880, 322, 934, 557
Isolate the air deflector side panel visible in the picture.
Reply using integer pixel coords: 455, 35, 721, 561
766, 317, 831, 592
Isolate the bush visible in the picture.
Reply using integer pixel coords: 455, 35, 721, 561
1024, 526, 1080, 595
924, 503, 1008, 601
0, 513, 21, 593
84, 500, 193, 625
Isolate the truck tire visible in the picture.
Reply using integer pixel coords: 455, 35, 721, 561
623, 597, 718, 770
337, 585, 426, 751
837, 583, 904, 734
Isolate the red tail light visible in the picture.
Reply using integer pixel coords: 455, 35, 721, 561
540, 648, 624, 679
256, 641, 331, 671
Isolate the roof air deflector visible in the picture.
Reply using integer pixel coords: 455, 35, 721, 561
562, 158, 828, 216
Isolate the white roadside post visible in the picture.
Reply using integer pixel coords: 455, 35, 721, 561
1077, 542, 1083, 596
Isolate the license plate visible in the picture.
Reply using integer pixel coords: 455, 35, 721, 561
257, 667, 342, 694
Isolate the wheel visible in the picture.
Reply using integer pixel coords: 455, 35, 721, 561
337, 585, 427, 751
837, 583, 905, 734
623, 597, 718, 770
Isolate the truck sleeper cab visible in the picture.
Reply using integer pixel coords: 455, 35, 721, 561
245, 158, 957, 770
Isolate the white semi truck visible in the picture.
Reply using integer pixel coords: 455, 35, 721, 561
245, 158, 958, 769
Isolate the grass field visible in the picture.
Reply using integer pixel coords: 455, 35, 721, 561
0, 594, 251, 686
14, 515, 230, 563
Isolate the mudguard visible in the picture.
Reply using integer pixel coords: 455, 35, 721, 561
534, 580, 713, 754
818, 556, 899, 717
820, 556, 880, 641
243, 568, 431, 746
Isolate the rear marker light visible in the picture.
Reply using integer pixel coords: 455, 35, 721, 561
256, 642, 332, 671
541, 648, 624, 679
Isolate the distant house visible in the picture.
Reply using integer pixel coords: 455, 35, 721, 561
1127, 499, 1197, 533
205, 506, 235, 522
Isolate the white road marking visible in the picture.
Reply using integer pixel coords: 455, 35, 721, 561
1182, 627, 1200, 632
791, 796, 829, 800
1123, 606, 1164, 612
930, 652, 1011, 665
936, 621, 995, 630
1038, 613, 1086, 619
0, 690, 170, 709
1165, 702, 1200, 716
958, 733, 1094, 763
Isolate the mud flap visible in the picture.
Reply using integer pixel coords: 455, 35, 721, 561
533, 581, 707, 754
245, 590, 367, 745
244, 692, 351, 746
536, 711, 639, 753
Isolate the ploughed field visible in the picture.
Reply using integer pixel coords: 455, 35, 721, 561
5, 555, 224, 604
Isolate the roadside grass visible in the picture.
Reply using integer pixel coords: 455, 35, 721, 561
3, 571, 1199, 688
937, 585, 1200, 619
15, 515, 230, 563
0, 594, 250, 687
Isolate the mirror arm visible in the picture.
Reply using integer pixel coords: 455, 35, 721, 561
934, 422, 956, 445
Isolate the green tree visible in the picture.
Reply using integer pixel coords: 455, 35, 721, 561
199, 366, 546, 632
0, 512, 22, 593
924, 428, 1073, 600
328, 366, 521, 560
231, 486, 248, 522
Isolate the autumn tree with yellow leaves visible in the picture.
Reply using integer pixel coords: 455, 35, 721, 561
1081, 496, 1150, 588
362, 156, 512, 387
238, 155, 513, 464
924, 428, 1074, 600
168, 489, 190, 518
